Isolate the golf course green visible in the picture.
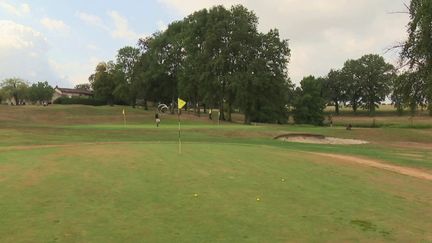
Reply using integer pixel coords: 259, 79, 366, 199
0, 105, 431, 242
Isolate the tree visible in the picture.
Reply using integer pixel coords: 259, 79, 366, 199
341, 54, 394, 115
75, 83, 92, 91
142, 23, 184, 109
0, 78, 29, 105
178, 8, 210, 115
89, 62, 117, 105
292, 76, 326, 125
401, 0, 432, 115
115, 46, 141, 107
324, 69, 347, 115
391, 71, 427, 115
357, 54, 394, 115
236, 29, 291, 124
203, 6, 232, 120
342, 59, 363, 113
28, 81, 54, 104
89, 4, 292, 124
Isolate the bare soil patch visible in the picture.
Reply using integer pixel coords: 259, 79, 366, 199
275, 133, 368, 145
313, 152, 432, 181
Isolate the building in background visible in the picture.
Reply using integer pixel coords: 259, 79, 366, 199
52, 86, 93, 103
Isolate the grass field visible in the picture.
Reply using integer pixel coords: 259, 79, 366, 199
0, 105, 431, 242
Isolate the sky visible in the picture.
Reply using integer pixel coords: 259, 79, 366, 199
0, 0, 409, 88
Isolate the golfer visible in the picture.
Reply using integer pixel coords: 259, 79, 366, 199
155, 113, 161, 127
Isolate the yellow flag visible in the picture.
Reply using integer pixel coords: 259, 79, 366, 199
122, 109, 125, 115
178, 98, 186, 109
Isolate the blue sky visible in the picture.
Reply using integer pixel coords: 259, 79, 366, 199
0, 0, 409, 87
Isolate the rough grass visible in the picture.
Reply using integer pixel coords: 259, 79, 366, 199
0, 105, 431, 242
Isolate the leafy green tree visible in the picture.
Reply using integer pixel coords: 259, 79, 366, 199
225, 5, 261, 121
28, 81, 54, 104
293, 76, 326, 125
391, 73, 406, 115
203, 6, 232, 120
401, 0, 432, 115
392, 71, 427, 115
115, 46, 141, 107
90, 4, 292, 124
75, 83, 92, 91
341, 54, 394, 115
178, 9, 210, 115
324, 69, 347, 115
357, 54, 394, 115
89, 62, 117, 105
143, 23, 184, 110
0, 78, 29, 105
341, 59, 363, 113
236, 29, 291, 124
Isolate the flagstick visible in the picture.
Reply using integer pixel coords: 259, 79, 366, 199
178, 108, 182, 154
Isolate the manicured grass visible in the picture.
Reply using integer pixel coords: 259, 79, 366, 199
0, 105, 431, 242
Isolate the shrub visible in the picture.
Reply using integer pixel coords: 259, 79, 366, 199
53, 97, 106, 106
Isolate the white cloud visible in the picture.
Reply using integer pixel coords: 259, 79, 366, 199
76, 10, 144, 41
158, 0, 245, 15
158, 0, 409, 84
0, 20, 71, 86
0, 1, 30, 16
86, 43, 100, 51
107, 10, 142, 41
76, 11, 109, 30
49, 57, 101, 86
40, 17, 70, 33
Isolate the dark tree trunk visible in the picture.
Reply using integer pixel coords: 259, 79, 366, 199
13, 95, 19, 105
220, 76, 226, 121
244, 113, 250, 125
108, 96, 114, 106
410, 103, 417, 116
369, 102, 375, 116
352, 102, 358, 113
196, 102, 201, 117
171, 97, 175, 114
334, 99, 339, 115
131, 96, 137, 108
227, 102, 232, 122
428, 104, 432, 116
143, 99, 148, 110
219, 101, 225, 121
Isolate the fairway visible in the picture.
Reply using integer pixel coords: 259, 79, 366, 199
0, 105, 432, 242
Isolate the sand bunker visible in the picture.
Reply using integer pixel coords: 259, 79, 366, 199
275, 134, 368, 145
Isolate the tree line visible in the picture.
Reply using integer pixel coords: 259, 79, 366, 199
89, 5, 292, 124
1, 2, 431, 125
87, 4, 431, 125
0, 78, 54, 105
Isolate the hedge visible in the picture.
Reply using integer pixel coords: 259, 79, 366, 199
53, 97, 106, 106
